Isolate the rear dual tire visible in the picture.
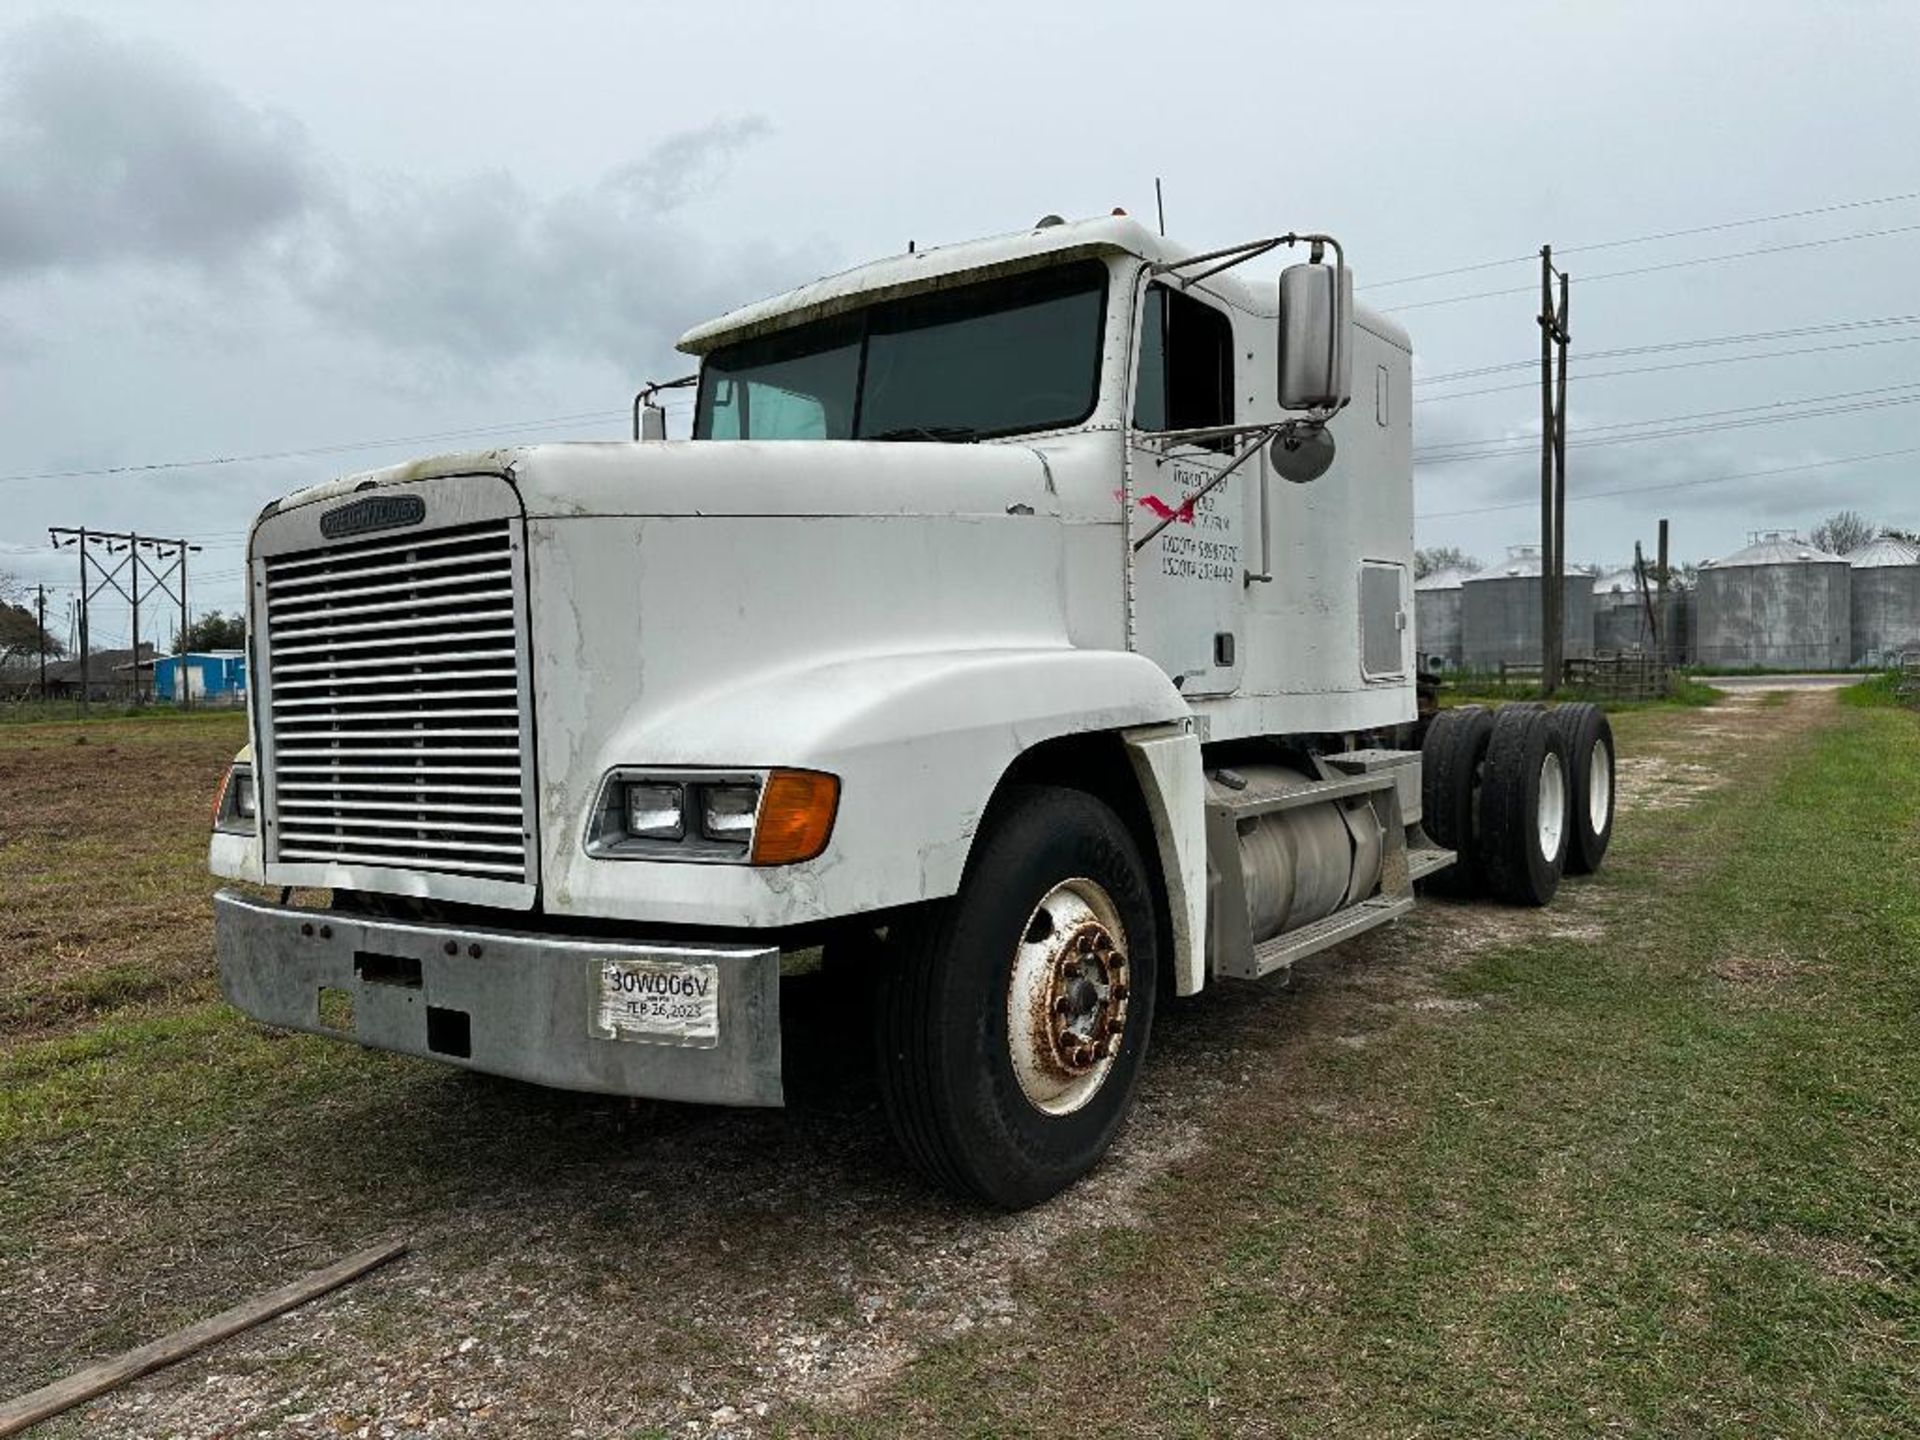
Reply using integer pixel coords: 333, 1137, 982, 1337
1545, 702, 1616, 875
1479, 707, 1572, 906
1420, 706, 1494, 896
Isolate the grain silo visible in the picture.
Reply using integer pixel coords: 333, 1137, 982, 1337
1845, 535, 1920, 666
1460, 545, 1596, 670
1696, 532, 1851, 670
1414, 566, 1473, 669
1592, 567, 1652, 654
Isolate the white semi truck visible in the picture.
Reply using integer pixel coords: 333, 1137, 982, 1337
208, 213, 1616, 1208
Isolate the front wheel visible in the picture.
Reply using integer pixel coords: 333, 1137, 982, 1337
872, 785, 1159, 1209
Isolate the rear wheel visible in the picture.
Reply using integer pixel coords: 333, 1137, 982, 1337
872, 785, 1159, 1209
1479, 706, 1571, 906
1547, 702, 1615, 875
1420, 706, 1494, 896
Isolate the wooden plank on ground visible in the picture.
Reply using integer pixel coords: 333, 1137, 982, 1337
0, 1237, 407, 1437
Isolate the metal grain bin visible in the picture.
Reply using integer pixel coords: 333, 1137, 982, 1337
1414, 565, 1473, 669
1845, 535, 1920, 666
1592, 566, 1693, 662
1460, 545, 1596, 670
1697, 532, 1851, 670
1592, 567, 1651, 654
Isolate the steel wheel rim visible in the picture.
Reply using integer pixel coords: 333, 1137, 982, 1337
1588, 741, 1613, 834
1006, 876, 1130, 1116
1537, 752, 1567, 863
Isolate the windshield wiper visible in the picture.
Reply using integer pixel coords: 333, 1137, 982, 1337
866, 425, 979, 443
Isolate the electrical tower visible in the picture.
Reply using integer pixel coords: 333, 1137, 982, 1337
47, 527, 202, 710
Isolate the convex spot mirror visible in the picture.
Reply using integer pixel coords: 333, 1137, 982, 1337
1269, 424, 1336, 483
1278, 262, 1353, 412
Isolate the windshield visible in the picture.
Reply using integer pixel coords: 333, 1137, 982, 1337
694, 260, 1108, 442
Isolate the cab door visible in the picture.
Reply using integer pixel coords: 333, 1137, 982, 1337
1127, 280, 1247, 695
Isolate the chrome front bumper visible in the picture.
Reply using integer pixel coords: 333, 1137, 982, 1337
213, 889, 784, 1106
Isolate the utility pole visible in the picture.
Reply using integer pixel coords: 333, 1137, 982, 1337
123, 537, 142, 705
1537, 247, 1571, 695
142, 537, 200, 707
35, 583, 48, 701
1552, 269, 1570, 685
52, 527, 91, 715
1656, 517, 1671, 666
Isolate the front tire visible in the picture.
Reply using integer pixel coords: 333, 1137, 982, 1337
872, 785, 1159, 1209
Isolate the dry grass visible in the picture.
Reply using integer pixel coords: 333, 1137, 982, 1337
0, 712, 246, 1038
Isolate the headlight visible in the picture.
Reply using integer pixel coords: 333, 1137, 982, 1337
699, 783, 760, 844
623, 782, 685, 841
587, 769, 838, 865
212, 762, 257, 835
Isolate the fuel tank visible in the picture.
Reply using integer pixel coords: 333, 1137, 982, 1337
1209, 764, 1385, 944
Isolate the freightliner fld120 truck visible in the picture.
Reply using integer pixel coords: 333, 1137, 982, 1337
209, 213, 1616, 1208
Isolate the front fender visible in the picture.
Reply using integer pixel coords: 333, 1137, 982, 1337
541, 647, 1189, 927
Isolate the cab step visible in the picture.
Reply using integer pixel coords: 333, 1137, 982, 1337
1240, 892, 1415, 980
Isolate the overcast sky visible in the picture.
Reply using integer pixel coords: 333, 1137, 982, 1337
3, 0, 1918, 648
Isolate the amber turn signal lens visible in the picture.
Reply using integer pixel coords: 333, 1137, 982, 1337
210, 764, 233, 829
750, 770, 840, 866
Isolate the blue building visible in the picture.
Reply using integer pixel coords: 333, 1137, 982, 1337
154, 650, 247, 705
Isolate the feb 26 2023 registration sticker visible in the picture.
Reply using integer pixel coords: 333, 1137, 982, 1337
590, 958, 721, 1049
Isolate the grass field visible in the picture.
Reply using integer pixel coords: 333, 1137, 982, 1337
849, 690, 1920, 1436
1, 690, 1916, 1436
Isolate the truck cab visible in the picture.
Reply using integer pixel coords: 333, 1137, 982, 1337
210, 213, 1606, 1208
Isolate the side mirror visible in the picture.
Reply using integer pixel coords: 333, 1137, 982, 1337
638, 405, 667, 441
1278, 260, 1353, 412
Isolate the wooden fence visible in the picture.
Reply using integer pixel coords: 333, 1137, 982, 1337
1899, 653, 1920, 704
1492, 653, 1672, 702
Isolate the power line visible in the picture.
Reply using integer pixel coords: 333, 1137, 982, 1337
1364, 187, 1920, 289
1415, 314, 1920, 386
1416, 379, 1920, 456
1417, 390, 1920, 465
0, 406, 672, 486
1382, 220, 1920, 314
1415, 444, 1920, 520
1413, 332, 1920, 404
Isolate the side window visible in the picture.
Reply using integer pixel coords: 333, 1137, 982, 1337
1133, 284, 1234, 444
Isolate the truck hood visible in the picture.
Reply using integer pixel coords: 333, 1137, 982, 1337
263, 439, 1066, 527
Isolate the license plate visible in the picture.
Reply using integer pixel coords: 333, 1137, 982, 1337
590, 958, 720, 1049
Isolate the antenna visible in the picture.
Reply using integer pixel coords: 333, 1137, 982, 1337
1154, 177, 1166, 236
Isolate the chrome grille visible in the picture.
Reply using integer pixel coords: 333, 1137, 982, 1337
261, 519, 531, 883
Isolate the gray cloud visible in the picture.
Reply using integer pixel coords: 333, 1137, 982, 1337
0, 20, 821, 373
0, 16, 322, 276
302, 117, 818, 369
604, 116, 773, 213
